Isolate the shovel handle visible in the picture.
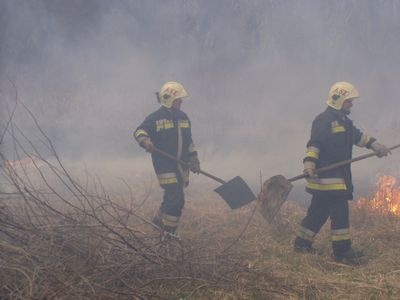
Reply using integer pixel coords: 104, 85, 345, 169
288, 143, 400, 182
153, 147, 226, 184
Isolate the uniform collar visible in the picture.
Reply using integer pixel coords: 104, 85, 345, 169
327, 106, 347, 120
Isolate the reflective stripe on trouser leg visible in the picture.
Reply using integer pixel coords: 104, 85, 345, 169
297, 226, 317, 242
299, 194, 330, 236
329, 197, 351, 255
153, 209, 180, 233
332, 232, 351, 255
160, 183, 185, 218
331, 228, 350, 241
158, 169, 189, 187
157, 172, 178, 185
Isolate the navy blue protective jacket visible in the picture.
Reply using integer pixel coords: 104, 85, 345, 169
304, 107, 375, 199
134, 106, 197, 187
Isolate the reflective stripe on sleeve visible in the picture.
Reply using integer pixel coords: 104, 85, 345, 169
357, 134, 371, 147
189, 142, 196, 153
304, 160, 316, 170
306, 146, 320, 159
134, 129, 149, 139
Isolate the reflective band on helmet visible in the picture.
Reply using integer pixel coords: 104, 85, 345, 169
157, 172, 178, 185
306, 178, 347, 191
331, 228, 350, 241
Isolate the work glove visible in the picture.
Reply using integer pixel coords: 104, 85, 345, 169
188, 154, 201, 174
139, 137, 154, 153
371, 141, 391, 158
303, 161, 318, 179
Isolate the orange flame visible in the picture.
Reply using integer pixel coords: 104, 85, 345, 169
356, 175, 400, 216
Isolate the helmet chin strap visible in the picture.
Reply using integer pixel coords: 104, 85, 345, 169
155, 92, 161, 104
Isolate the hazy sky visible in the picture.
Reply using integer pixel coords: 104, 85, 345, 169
1, 0, 400, 198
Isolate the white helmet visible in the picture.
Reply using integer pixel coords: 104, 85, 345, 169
327, 81, 360, 110
158, 81, 188, 108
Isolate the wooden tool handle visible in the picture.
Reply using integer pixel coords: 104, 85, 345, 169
153, 147, 226, 184
288, 143, 400, 182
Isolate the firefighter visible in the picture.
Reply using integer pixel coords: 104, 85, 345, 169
134, 81, 200, 235
294, 81, 391, 262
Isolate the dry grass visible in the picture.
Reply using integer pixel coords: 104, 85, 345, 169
2, 175, 400, 300
1, 101, 400, 299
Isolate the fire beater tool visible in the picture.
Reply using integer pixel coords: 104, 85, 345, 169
259, 143, 400, 221
153, 147, 256, 209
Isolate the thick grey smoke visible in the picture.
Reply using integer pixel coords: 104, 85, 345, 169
1, 0, 400, 199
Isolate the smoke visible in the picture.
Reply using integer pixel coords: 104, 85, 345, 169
1, 0, 400, 198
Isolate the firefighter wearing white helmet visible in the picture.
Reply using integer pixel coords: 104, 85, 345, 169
327, 81, 360, 110
158, 81, 189, 108
294, 81, 391, 263
133, 81, 200, 236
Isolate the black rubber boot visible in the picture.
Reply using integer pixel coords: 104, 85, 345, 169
334, 248, 365, 264
294, 237, 316, 254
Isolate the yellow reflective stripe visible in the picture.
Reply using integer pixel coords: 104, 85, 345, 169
165, 122, 174, 129
306, 182, 347, 191
156, 119, 174, 132
357, 134, 371, 147
332, 228, 350, 235
297, 226, 316, 241
161, 214, 180, 227
157, 172, 178, 185
331, 126, 345, 133
304, 161, 316, 170
306, 152, 319, 159
134, 129, 148, 139
183, 169, 189, 183
331, 229, 350, 241
306, 178, 347, 190
179, 120, 190, 128
306, 146, 320, 159
306, 178, 347, 191
189, 143, 196, 153
159, 178, 178, 185
331, 234, 350, 241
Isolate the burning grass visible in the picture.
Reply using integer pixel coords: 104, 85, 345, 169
356, 175, 400, 216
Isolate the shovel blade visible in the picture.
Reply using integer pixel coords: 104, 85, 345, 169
258, 175, 293, 222
214, 176, 256, 209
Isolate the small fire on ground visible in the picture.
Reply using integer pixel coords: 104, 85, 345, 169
356, 175, 400, 216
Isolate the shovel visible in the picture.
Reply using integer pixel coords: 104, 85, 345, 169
259, 143, 400, 221
153, 147, 256, 209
